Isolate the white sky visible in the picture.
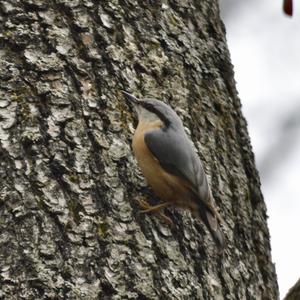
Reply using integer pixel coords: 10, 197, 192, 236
220, 1, 300, 298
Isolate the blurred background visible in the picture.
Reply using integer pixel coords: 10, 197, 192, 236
219, 0, 300, 298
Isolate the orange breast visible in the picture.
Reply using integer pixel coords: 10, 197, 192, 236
132, 121, 195, 209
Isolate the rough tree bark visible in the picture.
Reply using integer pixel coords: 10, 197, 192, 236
0, 0, 278, 299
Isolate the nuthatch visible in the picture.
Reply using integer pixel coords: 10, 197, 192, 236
123, 91, 225, 249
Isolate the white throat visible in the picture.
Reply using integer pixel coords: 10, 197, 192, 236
136, 106, 161, 123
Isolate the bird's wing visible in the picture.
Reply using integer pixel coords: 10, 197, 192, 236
144, 128, 212, 207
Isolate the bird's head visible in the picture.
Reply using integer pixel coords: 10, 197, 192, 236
122, 91, 182, 128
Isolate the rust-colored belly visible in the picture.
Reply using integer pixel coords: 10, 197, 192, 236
132, 121, 193, 208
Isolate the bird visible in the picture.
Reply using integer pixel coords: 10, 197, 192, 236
123, 91, 225, 249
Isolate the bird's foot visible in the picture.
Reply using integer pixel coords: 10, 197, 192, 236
136, 198, 173, 226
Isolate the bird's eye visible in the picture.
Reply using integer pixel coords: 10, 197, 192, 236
143, 103, 156, 114
144, 103, 152, 110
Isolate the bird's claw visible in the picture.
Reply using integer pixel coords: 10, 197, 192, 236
135, 198, 174, 226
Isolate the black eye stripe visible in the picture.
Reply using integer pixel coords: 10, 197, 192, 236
141, 102, 170, 127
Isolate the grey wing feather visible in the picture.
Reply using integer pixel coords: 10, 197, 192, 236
144, 128, 211, 204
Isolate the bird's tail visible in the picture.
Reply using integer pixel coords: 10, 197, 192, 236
198, 204, 225, 250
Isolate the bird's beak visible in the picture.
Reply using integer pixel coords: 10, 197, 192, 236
122, 91, 140, 105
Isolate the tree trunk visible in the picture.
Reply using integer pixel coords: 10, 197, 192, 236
0, 0, 278, 299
